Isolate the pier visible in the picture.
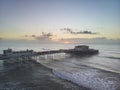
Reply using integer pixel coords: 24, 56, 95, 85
0, 45, 99, 65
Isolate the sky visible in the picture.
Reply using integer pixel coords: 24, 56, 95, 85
0, 0, 120, 42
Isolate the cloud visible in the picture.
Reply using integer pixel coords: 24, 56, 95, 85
31, 35, 36, 37
0, 36, 120, 44
34, 32, 55, 43
61, 28, 98, 34
23, 32, 57, 43
59, 37, 120, 44
41, 32, 53, 37
0, 32, 56, 44
24, 35, 36, 37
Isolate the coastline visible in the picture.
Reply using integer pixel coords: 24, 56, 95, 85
0, 61, 90, 90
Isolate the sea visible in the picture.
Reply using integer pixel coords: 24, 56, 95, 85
0, 42, 120, 90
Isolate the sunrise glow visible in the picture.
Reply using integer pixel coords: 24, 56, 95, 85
0, 0, 119, 41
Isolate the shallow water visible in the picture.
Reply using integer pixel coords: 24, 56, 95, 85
36, 44, 120, 90
0, 43, 120, 90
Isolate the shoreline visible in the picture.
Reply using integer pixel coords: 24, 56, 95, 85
1, 58, 120, 90
0, 61, 90, 90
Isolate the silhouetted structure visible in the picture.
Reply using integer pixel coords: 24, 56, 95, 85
0, 45, 99, 62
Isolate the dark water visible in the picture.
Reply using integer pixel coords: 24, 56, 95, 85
0, 43, 120, 90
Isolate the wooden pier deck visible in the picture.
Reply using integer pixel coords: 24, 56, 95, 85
0, 46, 99, 65
35, 50, 66, 55
0, 45, 99, 60
0, 49, 67, 60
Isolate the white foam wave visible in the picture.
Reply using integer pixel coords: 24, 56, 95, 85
53, 69, 120, 90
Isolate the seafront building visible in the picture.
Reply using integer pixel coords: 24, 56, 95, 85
74, 45, 89, 51
3, 49, 35, 58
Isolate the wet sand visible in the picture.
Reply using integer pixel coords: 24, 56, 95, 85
0, 62, 90, 90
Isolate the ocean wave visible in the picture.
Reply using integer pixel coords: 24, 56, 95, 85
105, 56, 120, 60
99, 56, 120, 60
53, 69, 120, 90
